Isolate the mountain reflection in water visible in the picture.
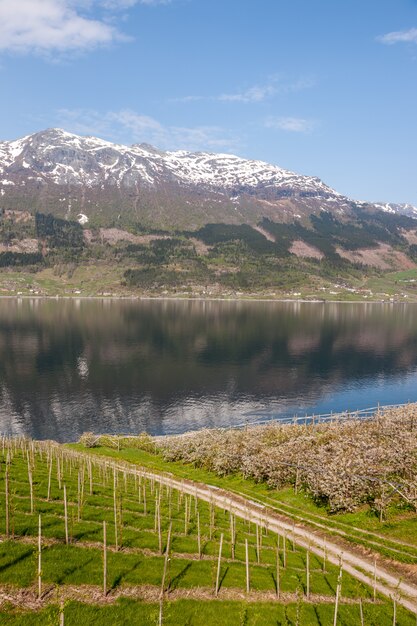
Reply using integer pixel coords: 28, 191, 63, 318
0, 298, 417, 442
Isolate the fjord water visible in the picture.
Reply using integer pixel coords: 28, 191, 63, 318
1, 298, 417, 442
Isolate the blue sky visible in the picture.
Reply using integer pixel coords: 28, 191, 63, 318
1, 0, 417, 204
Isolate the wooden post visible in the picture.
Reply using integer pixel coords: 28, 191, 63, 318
359, 598, 364, 626
158, 500, 162, 555
57, 456, 62, 490
215, 533, 224, 597
256, 523, 260, 564
113, 471, 118, 551
306, 546, 310, 600
160, 523, 172, 596
143, 483, 147, 516
283, 532, 287, 568
154, 492, 159, 532
373, 558, 377, 602
245, 539, 250, 593
80, 466, 85, 514
47, 459, 52, 501
89, 460, 93, 496
392, 595, 396, 626
64, 485, 69, 545
276, 540, 280, 599
333, 579, 340, 626
77, 470, 81, 522
28, 458, 34, 514
168, 485, 172, 521
230, 513, 235, 560
103, 521, 107, 596
5, 455, 9, 538
38, 514, 42, 598
197, 512, 201, 559
184, 496, 188, 535
333, 560, 343, 626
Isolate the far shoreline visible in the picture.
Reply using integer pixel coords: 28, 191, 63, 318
0, 293, 416, 305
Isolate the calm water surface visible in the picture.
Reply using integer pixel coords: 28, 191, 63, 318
1, 298, 417, 442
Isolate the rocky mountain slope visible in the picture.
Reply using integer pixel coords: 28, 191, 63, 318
2, 128, 409, 230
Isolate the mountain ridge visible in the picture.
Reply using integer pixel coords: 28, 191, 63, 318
2, 128, 413, 230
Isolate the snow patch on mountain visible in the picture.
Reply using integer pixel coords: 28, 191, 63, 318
374, 203, 417, 219
0, 129, 414, 225
0, 128, 341, 200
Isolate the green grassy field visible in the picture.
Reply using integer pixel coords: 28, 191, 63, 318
72, 442, 417, 566
0, 438, 414, 624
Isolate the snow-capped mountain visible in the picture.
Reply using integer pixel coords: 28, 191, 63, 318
374, 202, 417, 219
0, 128, 414, 228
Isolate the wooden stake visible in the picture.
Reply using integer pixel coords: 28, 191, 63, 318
77, 470, 81, 522
160, 523, 172, 596
283, 532, 287, 568
47, 459, 52, 501
158, 500, 162, 555
113, 471, 118, 551
333, 560, 343, 626
63, 484, 69, 545
230, 513, 235, 560
197, 512, 201, 559
245, 539, 250, 593
80, 466, 85, 515
306, 546, 310, 600
28, 458, 34, 514
373, 558, 377, 602
215, 533, 224, 597
57, 456, 62, 490
103, 521, 107, 596
256, 524, 260, 564
393, 595, 397, 626
38, 514, 42, 598
359, 598, 364, 626
5, 455, 9, 538
89, 460, 93, 496
333, 579, 340, 626
276, 539, 280, 599
154, 491, 159, 532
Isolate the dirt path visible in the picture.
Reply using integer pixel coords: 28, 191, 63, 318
89, 452, 417, 615
0, 582, 371, 611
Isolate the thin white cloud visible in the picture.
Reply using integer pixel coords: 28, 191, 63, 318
56, 108, 241, 152
0, 0, 170, 55
377, 28, 417, 45
265, 116, 316, 133
99, 0, 170, 8
219, 83, 278, 103
173, 76, 315, 104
